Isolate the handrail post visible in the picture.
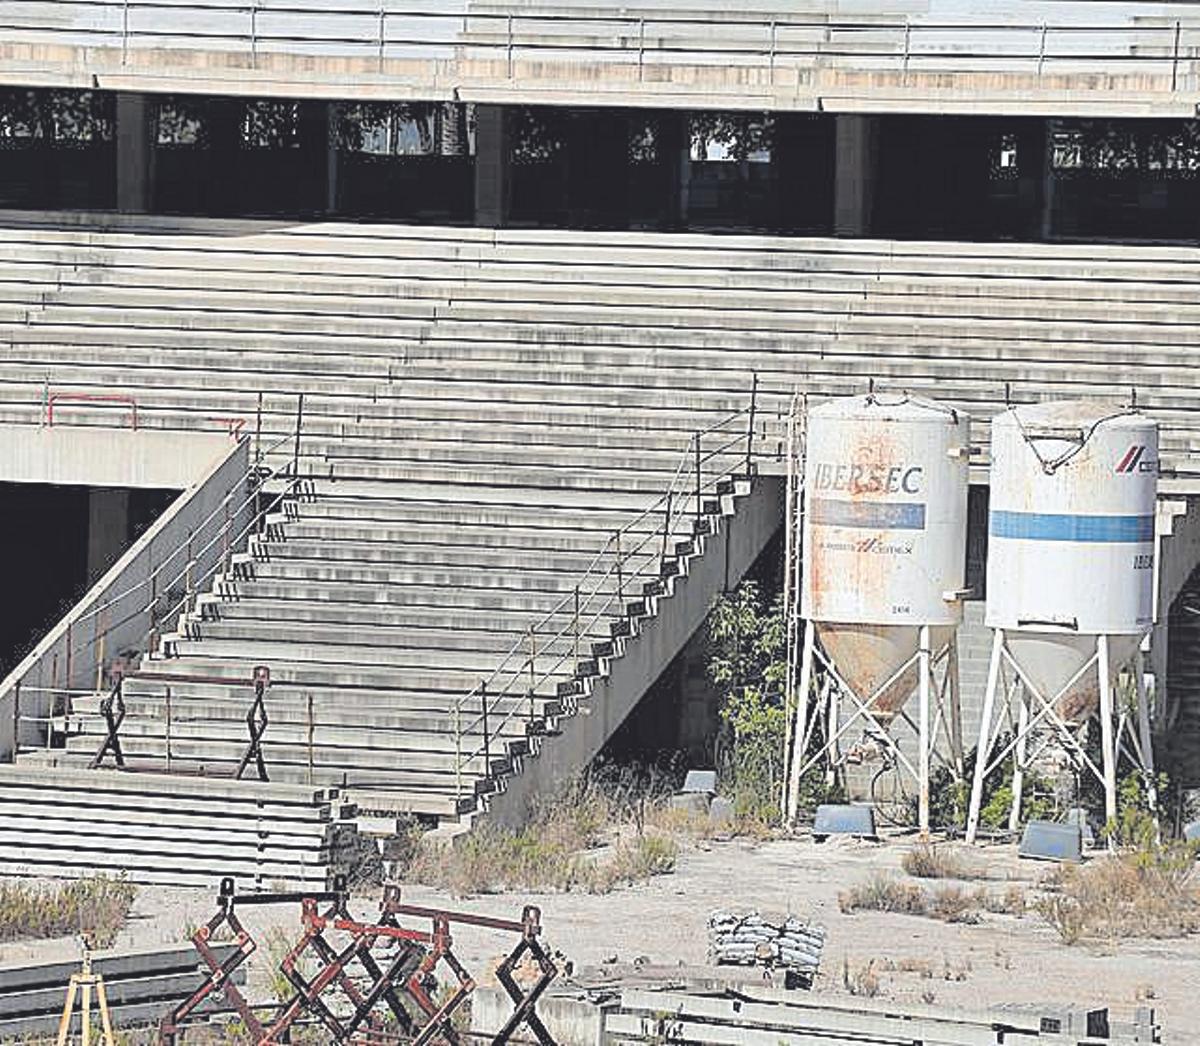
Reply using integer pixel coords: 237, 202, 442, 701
615, 529, 624, 604
745, 373, 759, 476
306, 693, 315, 785
694, 431, 702, 525
165, 685, 172, 772
573, 586, 581, 664
293, 392, 305, 477
480, 682, 491, 770
527, 628, 536, 723
661, 491, 673, 562
255, 391, 263, 466
1173, 20, 1182, 91
454, 701, 463, 803
11, 680, 20, 761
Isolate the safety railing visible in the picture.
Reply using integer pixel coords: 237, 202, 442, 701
3, 2, 1198, 85
450, 376, 763, 804
0, 402, 309, 760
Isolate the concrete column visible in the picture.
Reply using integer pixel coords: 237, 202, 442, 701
325, 102, 340, 214
115, 92, 156, 214
87, 488, 130, 584
834, 114, 879, 237
474, 104, 512, 228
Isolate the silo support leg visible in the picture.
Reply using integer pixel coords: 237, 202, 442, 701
946, 642, 965, 779
1134, 647, 1159, 830
1097, 634, 1119, 835
918, 625, 931, 841
1008, 690, 1029, 833
785, 620, 816, 825
966, 629, 1005, 844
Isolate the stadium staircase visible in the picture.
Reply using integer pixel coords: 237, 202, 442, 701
0, 212, 1199, 878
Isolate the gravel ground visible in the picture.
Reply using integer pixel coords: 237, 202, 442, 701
1, 835, 1197, 1042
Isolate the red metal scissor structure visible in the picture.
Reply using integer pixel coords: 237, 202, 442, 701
160, 877, 558, 1045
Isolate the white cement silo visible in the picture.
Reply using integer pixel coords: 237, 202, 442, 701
786, 393, 971, 837
965, 401, 1159, 841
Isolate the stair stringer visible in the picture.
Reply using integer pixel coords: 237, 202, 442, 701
481, 474, 783, 828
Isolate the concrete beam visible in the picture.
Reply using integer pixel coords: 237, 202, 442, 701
0, 427, 233, 489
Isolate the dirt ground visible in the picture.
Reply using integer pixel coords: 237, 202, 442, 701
3, 835, 1198, 1043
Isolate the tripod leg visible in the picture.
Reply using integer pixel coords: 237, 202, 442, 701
55, 978, 79, 1046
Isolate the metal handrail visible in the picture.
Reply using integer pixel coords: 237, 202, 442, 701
1, 2, 1195, 80
4, 405, 308, 748
451, 379, 763, 796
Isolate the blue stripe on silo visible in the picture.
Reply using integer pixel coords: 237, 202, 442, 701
989, 511, 1154, 543
811, 499, 926, 530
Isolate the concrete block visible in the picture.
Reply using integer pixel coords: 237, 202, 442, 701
1019, 820, 1083, 863
812, 804, 876, 840
670, 793, 711, 817
1183, 820, 1200, 843
708, 795, 735, 827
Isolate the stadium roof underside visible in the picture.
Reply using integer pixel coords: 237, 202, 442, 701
5, 0, 1200, 116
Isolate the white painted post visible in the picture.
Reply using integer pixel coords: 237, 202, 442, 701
1097, 634, 1119, 834
1008, 688, 1029, 832
786, 619, 815, 825
966, 629, 1005, 843
918, 624, 931, 840
1134, 645, 1159, 828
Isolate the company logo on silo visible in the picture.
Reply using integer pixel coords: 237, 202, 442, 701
812, 462, 923, 494
1115, 445, 1157, 474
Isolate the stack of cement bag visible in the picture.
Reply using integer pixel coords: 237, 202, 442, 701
707, 910, 826, 977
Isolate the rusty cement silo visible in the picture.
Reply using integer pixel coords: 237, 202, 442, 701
786, 392, 970, 837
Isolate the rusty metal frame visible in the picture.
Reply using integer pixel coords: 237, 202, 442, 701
88, 674, 127, 770
161, 880, 558, 1045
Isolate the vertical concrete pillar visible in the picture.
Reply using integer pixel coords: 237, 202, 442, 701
474, 104, 512, 228
206, 98, 243, 216
326, 102, 340, 214
87, 488, 130, 584
115, 92, 156, 214
834, 114, 879, 237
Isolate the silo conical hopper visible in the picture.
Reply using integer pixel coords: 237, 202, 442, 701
986, 401, 1157, 724
802, 393, 970, 719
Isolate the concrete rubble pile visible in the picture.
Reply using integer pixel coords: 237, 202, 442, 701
707, 910, 826, 978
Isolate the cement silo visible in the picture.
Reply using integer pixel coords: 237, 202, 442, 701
785, 393, 970, 837
965, 401, 1159, 842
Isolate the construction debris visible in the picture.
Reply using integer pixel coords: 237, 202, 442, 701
707, 910, 825, 985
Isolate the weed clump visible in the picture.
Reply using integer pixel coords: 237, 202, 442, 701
1037, 840, 1200, 944
901, 844, 977, 881
839, 874, 928, 916
0, 875, 136, 947
407, 776, 680, 896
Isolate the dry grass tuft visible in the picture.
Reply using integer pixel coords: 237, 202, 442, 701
841, 874, 1026, 926
407, 776, 680, 896
0, 876, 136, 948
841, 957, 881, 997
839, 874, 929, 916
901, 844, 979, 881
1037, 842, 1200, 944
927, 884, 985, 924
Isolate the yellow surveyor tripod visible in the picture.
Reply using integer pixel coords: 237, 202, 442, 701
55, 948, 115, 1046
